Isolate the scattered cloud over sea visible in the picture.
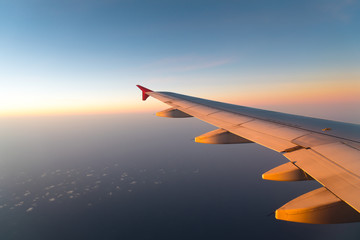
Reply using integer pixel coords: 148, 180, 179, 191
0, 162, 200, 214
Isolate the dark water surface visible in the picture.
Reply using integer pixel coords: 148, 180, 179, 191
0, 114, 359, 240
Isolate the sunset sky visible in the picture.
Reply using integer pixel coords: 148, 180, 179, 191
1, 0, 359, 119
1, 2, 360, 237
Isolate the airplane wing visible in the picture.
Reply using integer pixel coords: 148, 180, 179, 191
136, 85, 360, 224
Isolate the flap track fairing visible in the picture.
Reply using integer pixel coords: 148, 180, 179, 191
156, 108, 193, 118
276, 187, 360, 224
195, 128, 253, 144
262, 162, 312, 181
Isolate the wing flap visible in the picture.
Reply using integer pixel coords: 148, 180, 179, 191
284, 146, 360, 212
208, 111, 253, 125
312, 142, 360, 177
242, 120, 309, 141
229, 126, 298, 152
292, 133, 338, 148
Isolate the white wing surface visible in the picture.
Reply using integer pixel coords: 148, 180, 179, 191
137, 85, 360, 224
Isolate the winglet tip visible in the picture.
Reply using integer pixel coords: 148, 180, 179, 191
136, 85, 153, 101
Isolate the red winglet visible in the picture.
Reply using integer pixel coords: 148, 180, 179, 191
136, 85, 153, 101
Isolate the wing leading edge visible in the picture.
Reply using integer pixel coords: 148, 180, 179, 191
137, 85, 360, 224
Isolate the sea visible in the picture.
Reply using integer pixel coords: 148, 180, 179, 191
0, 113, 359, 240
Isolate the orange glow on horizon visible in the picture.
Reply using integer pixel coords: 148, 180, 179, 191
220, 79, 360, 106
1, 79, 358, 117
0, 101, 166, 117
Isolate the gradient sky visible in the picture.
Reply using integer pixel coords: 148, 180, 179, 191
1, 0, 359, 119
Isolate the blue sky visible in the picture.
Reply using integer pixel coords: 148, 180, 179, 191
0, 0, 359, 118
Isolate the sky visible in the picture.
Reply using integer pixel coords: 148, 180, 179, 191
0, 2, 360, 238
1, 0, 359, 120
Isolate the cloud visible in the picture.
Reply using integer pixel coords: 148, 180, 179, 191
26, 207, 34, 212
